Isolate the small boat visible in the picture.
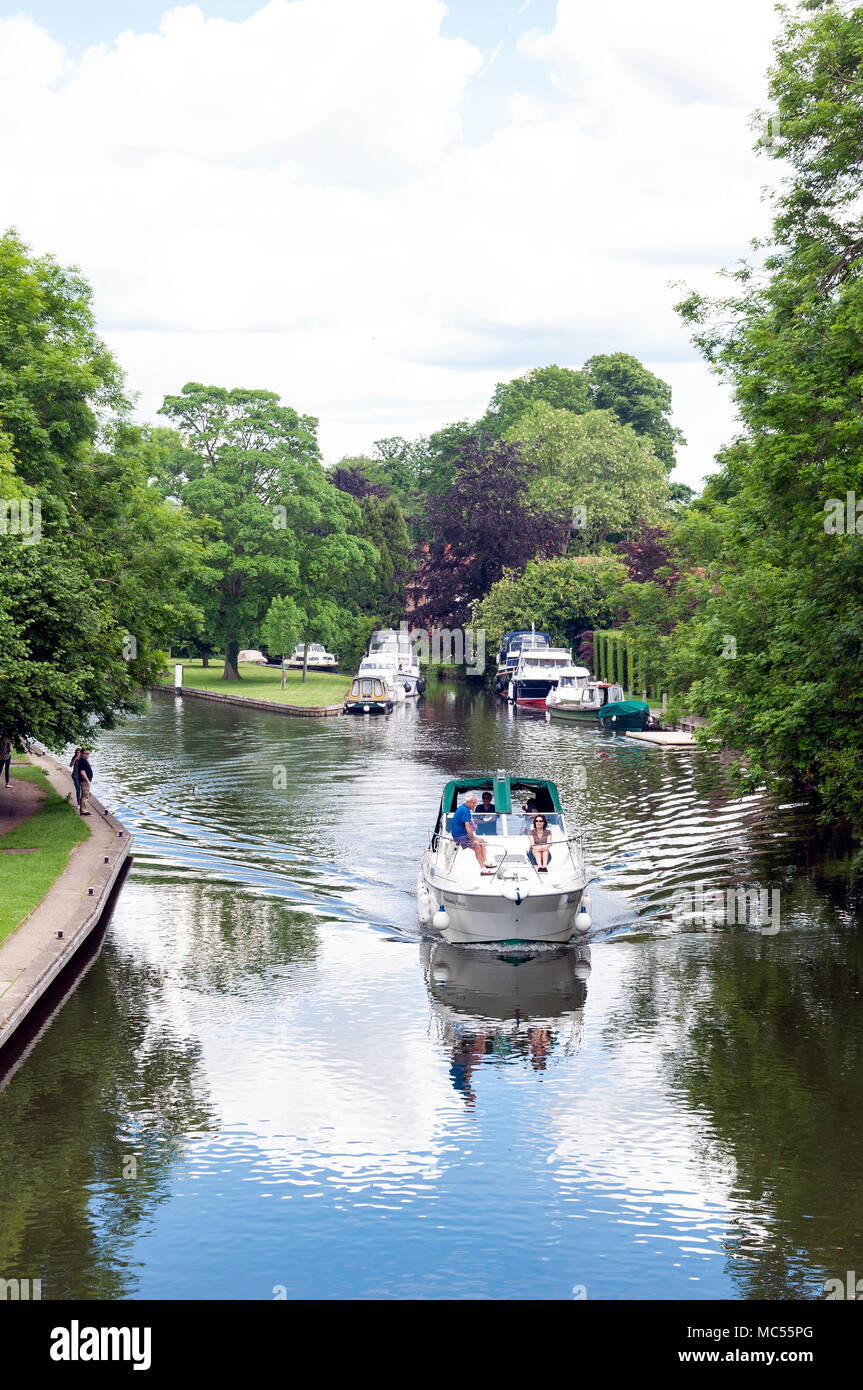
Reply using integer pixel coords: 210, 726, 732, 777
547, 680, 625, 720
597, 699, 650, 732
493, 630, 552, 695
287, 642, 338, 670
542, 666, 592, 712
343, 674, 393, 715
417, 772, 591, 944
357, 653, 406, 702
507, 648, 580, 706
367, 629, 425, 697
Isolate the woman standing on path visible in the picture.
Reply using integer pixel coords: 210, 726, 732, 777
69, 747, 82, 807
77, 750, 93, 816
0, 735, 11, 789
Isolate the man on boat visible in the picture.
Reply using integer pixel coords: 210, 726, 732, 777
452, 792, 489, 870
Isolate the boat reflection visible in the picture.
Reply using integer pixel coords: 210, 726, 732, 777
422, 940, 590, 1107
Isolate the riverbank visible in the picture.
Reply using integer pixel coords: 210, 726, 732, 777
161, 660, 348, 715
0, 750, 132, 1051
0, 762, 91, 945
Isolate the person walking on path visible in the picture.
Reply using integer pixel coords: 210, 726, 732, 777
69, 747, 82, 807
0, 735, 12, 789
77, 749, 94, 816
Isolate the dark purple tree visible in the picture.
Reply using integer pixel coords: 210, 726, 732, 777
331, 465, 389, 499
616, 524, 679, 588
413, 433, 566, 626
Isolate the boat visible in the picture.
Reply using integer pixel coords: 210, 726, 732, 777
356, 653, 407, 702
542, 666, 592, 712
507, 647, 581, 706
287, 642, 338, 670
343, 674, 393, 715
492, 630, 552, 695
546, 679, 626, 720
367, 628, 425, 697
417, 772, 591, 944
597, 699, 651, 732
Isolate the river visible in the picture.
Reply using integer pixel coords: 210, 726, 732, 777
1, 686, 861, 1300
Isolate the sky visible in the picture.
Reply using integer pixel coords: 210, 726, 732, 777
0, 0, 785, 485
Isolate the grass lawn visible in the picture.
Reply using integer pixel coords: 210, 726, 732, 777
0, 763, 90, 945
163, 659, 350, 706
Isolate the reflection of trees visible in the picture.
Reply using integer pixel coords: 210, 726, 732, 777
606, 880, 863, 1300
0, 942, 214, 1299
169, 887, 320, 996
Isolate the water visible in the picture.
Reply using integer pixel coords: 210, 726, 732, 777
1, 686, 862, 1300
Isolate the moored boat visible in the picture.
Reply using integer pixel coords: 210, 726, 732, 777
343, 674, 393, 715
547, 679, 625, 720
367, 628, 425, 697
417, 772, 591, 944
493, 630, 552, 695
597, 699, 650, 732
508, 648, 580, 706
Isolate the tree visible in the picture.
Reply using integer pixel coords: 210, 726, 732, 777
415, 432, 565, 626
261, 595, 303, 686
670, 0, 863, 831
583, 353, 684, 470
474, 555, 627, 661
0, 230, 202, 749
157, 384, 377, 680
481, 365, 591, 437
506, 404, 671, 552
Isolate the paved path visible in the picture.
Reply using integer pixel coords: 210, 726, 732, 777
0, 750, 132, 1051
0, 767, 46, 837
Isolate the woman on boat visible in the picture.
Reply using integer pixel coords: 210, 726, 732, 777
528, 814, 552, 871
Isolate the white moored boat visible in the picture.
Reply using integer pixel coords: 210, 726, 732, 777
357, 653, 406, 702
367, 628, 425, 697
417, 773, 591, 944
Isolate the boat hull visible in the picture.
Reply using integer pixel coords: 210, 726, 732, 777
418, 857, 587, 945
548, 706, 602, 722
344, 700, 392, 715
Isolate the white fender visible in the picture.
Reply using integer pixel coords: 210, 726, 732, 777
434, 905, 451, 930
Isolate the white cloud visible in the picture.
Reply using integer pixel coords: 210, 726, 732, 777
0, 0, 784, 482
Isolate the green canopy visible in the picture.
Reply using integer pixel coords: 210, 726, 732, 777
597, 700, 650, 721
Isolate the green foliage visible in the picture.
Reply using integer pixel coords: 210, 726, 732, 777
0, 230, 203, 748
474, 555, 627, 661
670, 1, 863, 831
505, 403, 671, 551
482, 365, 591, 436
157, 384, 378, 678
583, 353, 685, 470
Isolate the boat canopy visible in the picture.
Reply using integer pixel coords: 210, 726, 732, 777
597, 700, 649, 721
438, 773, 561, 817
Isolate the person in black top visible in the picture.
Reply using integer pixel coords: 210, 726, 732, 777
479, 791, 496, 813
78, 750, 94, 815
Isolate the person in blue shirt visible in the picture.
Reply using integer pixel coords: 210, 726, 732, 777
451, 791, 489, 870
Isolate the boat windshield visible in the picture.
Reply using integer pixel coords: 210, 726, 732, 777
445, 811, 566, 837
351, 677, 385, 697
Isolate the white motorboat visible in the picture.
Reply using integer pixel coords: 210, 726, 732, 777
544, 668, 599, 713
367, 628, 425, 697
507, 648, 582, 707
287, 642, 338, 670
417, 772, 591, 944
493, 630, 553, 695
357, 653, 407, 701
546, 679, 625, 720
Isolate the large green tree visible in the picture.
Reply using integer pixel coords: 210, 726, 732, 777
671, 0, 863, 832
474, 555, 627, 660
506, 404, 671, 552
157, 384, 377, 679
0, 230, 202, 748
